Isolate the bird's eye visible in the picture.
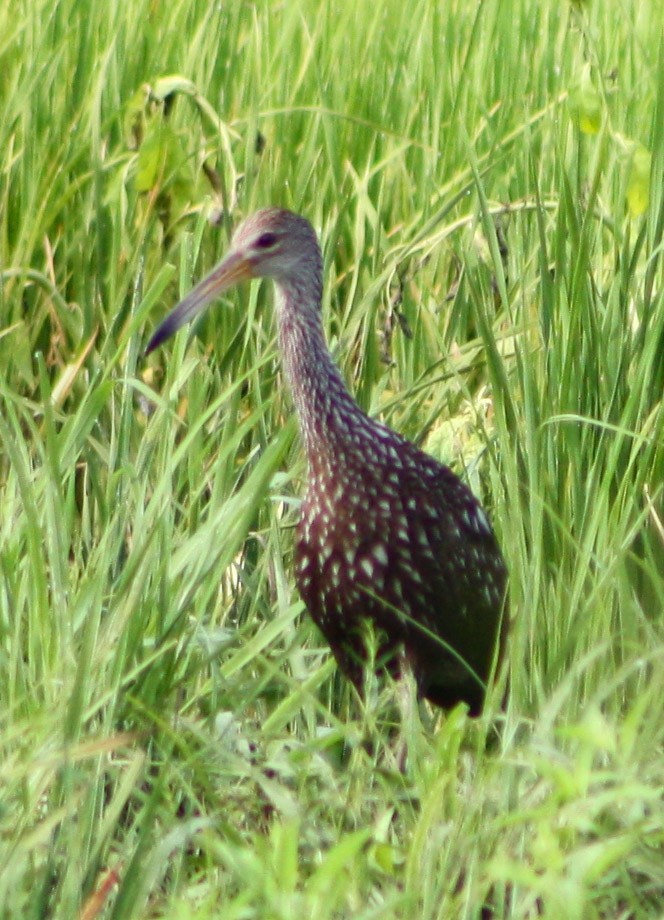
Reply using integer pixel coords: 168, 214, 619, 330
255, 232, 277, 249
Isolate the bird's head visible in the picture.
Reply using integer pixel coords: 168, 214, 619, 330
145, 208, 322, 354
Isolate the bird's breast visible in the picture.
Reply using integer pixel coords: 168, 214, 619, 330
293, 466, 397, 625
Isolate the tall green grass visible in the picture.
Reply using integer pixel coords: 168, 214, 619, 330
1, 0, 663, 916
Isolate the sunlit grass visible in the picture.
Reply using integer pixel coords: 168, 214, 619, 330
1, 0, 663, 917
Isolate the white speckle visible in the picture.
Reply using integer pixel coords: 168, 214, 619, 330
373, 544, 388, 566
360, 558, 374, 578
473, 505, 491, 534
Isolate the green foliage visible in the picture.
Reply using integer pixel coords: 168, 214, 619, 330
1, 0, 663, 917
569, 63, 603, 135
627, 144, 652, 217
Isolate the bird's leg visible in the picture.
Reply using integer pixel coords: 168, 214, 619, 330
388, 650, 423, 773
355, 629, 426, 772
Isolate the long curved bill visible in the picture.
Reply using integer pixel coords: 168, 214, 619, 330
145, 250, 253, 355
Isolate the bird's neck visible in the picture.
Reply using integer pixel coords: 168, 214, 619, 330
275, 281, 372, 476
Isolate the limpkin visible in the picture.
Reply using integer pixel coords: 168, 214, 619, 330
146, 208, 507, 714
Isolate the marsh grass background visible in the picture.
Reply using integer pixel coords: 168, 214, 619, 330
1, 0, 664, 916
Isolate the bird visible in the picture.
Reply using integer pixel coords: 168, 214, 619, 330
146, 208, 507, 714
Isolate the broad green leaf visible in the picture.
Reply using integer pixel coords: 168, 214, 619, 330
135, 121, 188, 193
151, 74, 197, 101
